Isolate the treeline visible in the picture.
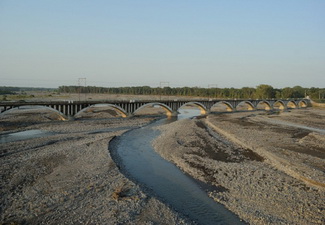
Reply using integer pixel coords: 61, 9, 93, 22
0, 88, 15, 95
0, 86, 55, 94
58, 85, 325, 100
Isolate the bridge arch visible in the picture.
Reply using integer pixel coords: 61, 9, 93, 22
298, 100, 308, 108
75, 104, 128, 118
178, 102, 208, 114
273, 100, 286, 110
256, 100, 272, 110
133, 102, 173, 116
236, 101, 255, 111
0, 105, 68, 120
210, 101, 234, 112
287, 100, 297, 109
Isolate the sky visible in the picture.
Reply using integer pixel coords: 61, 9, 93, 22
0, 0, 324, 88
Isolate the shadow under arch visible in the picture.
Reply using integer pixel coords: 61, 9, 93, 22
236, 101, 255, 111
0, 105, 68, 120
178, 102, 208, 114
256, 100, 272, 111
75, 104, 128, 118
273, 100, 286, 110
298, 100, 308, 108
133, 102, 174, 117
287, 100, 297, 109
210, 101, 234, 112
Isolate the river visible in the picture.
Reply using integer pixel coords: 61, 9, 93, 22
109, 109, 245, 225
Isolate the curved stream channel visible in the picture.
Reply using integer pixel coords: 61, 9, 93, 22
110, 109, 245, 225
0, 109, 244, 224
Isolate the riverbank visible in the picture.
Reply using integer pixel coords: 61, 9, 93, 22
153, 108, 325, 224
0, 109, 190, 224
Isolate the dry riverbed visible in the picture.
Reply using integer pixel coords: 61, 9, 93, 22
0, 108, 190, 224
1, 106, 325, 225
153, 108, 325, 225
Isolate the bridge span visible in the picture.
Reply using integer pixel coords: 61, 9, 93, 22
0, 99, 309, 118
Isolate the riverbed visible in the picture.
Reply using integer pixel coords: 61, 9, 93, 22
109, 117, 244, 225
153, 108, 325, 224
0, 108, 191, 224
1, 107, 324, 224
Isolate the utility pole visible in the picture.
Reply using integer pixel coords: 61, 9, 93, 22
159, 81, 169, 101
78, 78, 87, 101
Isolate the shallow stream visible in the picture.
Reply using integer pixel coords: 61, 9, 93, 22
110, 109, 245, 225
0, 109, 245, 224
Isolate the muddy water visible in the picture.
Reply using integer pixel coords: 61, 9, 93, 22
110, 111, 245, 225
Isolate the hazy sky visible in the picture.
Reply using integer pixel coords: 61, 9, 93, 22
1, 0, 324, 88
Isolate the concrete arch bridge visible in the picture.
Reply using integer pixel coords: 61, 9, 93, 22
0, 99, 309, 118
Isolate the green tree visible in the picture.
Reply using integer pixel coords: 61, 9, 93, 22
291, 86, 305, 98
281, 87, 293, 98
255, 84, 275, 99
241, 87, 256, 99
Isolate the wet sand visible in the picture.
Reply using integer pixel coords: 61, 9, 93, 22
153, 108, 325, 225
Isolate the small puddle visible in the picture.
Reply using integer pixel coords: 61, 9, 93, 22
0, 130, 57, 144
110, 109, 245, 224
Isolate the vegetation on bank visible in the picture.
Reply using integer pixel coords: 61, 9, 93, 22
1, 85, 324, 102
0, 87, 56, 101
58, 85, 325, 100
0, 87, 55, 93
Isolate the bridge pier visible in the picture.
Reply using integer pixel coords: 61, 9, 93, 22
58, 105, 63, 114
